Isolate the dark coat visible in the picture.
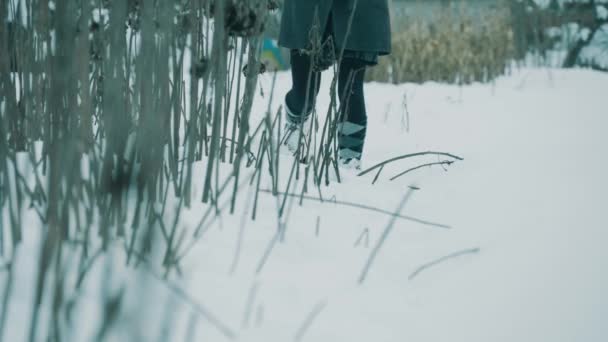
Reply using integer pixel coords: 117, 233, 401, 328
278, 0, 391, 55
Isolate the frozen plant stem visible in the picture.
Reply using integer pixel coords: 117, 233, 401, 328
359, 187, 416, 284
256, 231, 280, 274
354, 228, 370, 248
145, 265, 236, 340
260, 189, 450, 229
241, 282, 259, 329
294, 300, 328, 342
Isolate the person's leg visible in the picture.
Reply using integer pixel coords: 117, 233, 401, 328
337, 58, 368, 161
284, 8, 337, 124
285, 49, 322, 124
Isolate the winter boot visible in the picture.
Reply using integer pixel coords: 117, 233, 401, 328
281, 99, 311, 157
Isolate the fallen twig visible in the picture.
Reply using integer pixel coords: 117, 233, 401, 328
390, 160, 454, 181
408, 247, 480, 281
358, 151, 464, 177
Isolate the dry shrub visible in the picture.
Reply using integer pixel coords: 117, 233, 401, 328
367, 5, 516, 84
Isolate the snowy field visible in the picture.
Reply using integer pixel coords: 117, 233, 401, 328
3, 67, 608, 341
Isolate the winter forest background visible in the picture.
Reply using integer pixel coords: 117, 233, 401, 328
1, 0, 607, 341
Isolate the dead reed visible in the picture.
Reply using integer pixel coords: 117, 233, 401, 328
366, 3, 516, 84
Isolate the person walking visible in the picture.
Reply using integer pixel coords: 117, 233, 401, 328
278, 0, 391, 169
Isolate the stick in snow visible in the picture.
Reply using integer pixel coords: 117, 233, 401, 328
408, 247, 481, 281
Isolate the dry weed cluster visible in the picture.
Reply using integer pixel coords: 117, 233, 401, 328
367, 6, 515, 84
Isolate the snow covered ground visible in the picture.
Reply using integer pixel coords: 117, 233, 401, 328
3, 67, 608, 341
186, 70, 608, 341
172, 67, 608, 342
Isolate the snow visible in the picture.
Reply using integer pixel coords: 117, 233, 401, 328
181, 67, 608, 342
2, 67, 608, 341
